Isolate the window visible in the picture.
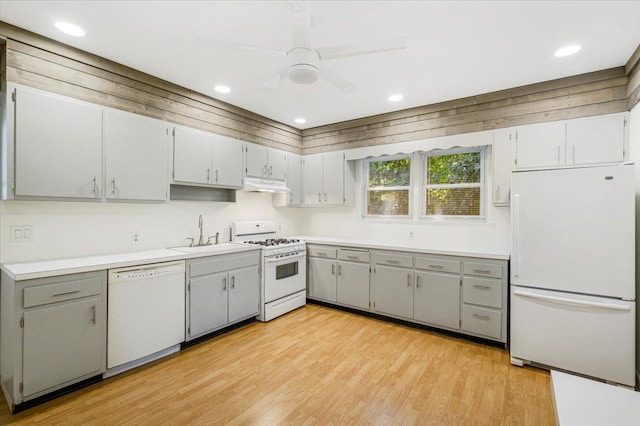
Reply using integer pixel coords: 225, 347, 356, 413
364, 155, 411, 216
423, 148, 485, 218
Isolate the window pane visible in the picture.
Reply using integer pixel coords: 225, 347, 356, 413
367, 190, 409, 215
427, 152, 481, 184
426, 188, 480, 216
369, 158, 410, 187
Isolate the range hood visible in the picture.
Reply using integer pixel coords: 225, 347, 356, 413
242, 177, 290, 193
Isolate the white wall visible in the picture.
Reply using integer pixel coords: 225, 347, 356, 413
296, 158, 511, 255
0, 191, 302, 263
629, 103, 640, 386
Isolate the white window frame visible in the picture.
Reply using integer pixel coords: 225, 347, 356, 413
421, 146, 486, 221
363, 154, 412, 218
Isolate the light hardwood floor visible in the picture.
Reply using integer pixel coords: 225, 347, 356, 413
0, 304, 555, 425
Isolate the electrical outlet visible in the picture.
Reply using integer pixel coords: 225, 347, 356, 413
409, 231, 415, 240
10, 225, 34, 242
131, 231, 140, 244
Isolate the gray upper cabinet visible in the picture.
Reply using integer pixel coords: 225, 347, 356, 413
245, 143, 288, 180
515, 121, 566, 169
13, 86, 103, 199
302, 153, 324, 206
104, 109, 169, 201
492, 129, 515, 206
301, 152, 346, 206
286, 153, 303, 206
173, 126, 243, 188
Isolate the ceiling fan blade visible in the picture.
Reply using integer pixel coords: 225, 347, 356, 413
316, 35, 407, 60
287, 0, 312, 47
258, 66, 290, 91
198, 38, 286, 57
321, 65, 356, 94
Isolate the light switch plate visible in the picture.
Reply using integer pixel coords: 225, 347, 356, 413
10, 225, 34, 242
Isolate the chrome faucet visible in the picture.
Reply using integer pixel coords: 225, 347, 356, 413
198, 214, 204, 246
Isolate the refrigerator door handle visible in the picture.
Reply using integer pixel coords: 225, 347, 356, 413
513, 290, 631, 312
512, 193, 521, 278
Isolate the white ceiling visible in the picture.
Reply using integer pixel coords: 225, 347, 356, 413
1, 1, 640, 130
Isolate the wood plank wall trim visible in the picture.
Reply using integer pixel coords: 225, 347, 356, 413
627, 43, 640, 109
0, 22, 303, 154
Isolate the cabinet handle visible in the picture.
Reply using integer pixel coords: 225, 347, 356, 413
216, 170, 219, 182
91, 305, 96, 324
407, 274, 412, 287
495, 185, 500, 201
473, 269, 492, 275
472, 313, 491, 321
231, 275, 235, 289
416, 275, 421, 289
223, 277, 227, 291
324, 193, 327, 202
557, 146, 561, 164
473, 284, 491, 290
53, 289, 81, 297
572, 145, 575, 164
386, 260, 399, 264
317, 252, 327, 257
263, 165, 268, 176
347, 255, 359, 260
269, 165, 273, 176
338, 265, 342, 275
332, 264, 335, 275
111, 178, 116, 196
318, 193, 322, 202
429, 264, 444, 269
207, 168, 211, 182
92, 176, 97, 195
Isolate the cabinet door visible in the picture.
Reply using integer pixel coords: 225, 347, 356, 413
566, 114, 625, 166
337, 261, 370, 310
23, 297, 103, 397
515, 121, 566, 169
302, 154, 324, 206
173, 126, 212, 184
287, 153, 302, 206
322, 151, 345, 205
492, 129, 515, 206
245, 143, 269, 178
212, 135, 244, 188
104, 109, 168, 201
267, 149, 288, 181
15, 87, 102, 198
308, 257, 337, 301
228, 265, 260, 323
414, 271, 460, 330
188, 272, 228, 338
373, 265, 413, 319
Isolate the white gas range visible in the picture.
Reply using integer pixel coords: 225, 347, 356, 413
232, 221, 306, 322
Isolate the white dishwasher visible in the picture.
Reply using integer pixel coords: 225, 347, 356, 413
105, 260, 185, 378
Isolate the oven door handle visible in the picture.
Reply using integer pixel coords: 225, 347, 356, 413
264, 252, 307, 264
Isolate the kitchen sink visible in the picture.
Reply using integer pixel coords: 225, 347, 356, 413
169, 243, 248, 254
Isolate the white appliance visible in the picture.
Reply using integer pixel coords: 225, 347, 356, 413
510, 164, 636, 386
232, 221, 306, 321
106, 260, 185, 378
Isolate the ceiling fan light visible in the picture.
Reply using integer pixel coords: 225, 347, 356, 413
289, 64, 319, 84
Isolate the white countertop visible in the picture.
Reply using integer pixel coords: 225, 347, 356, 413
0, 244, 261, 281
551, 370, 640, 425
297, 236, 510, 260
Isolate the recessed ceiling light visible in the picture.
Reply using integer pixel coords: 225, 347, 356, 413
388, 94, 403, 102
294, 117, 307, 124
554, 45, 581, 57
54, 21, 85, 37
214, 85, 231, 93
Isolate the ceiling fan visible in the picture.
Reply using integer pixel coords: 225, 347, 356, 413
201, 0, 407, 93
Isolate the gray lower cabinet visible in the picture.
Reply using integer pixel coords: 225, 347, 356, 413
0, 271, 107, 411
373, 265, 414, 319
337, 261, 369, 310
308, 256, 337, 302
186, 250, 260, 341
414, 271, 460, 330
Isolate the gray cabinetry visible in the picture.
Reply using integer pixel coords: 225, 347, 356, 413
186, 250, 260, 340
414, 256, 461, 330
244, 143, 288, 181
372, 251, 414, 320
0, 271, 107, 411
307, 246, 337, 302
301, 152, 348, 206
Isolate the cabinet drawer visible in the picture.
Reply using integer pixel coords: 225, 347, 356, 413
463, 261, 502, 279
415, 256, 460, 274
307, 246, 337, 259
462, 277, 502, 309
338, 249, 369, 263
373, 252, 413, 268
461, 305, 502, 340
189, 251, 260, 277
24, 277, 103, 308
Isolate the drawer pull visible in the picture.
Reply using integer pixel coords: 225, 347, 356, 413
347, 255, 359, 260
91, 305, 96, 324
52, 289, 81, 297
317, 252, 327, 257
472, 285, 491, 290
429, 264, 444, 269
386, 260, 400, 264
473, 269, 492, 275
472, 313, 491, 321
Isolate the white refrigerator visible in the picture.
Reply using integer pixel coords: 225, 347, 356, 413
510, 164, 636, 386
